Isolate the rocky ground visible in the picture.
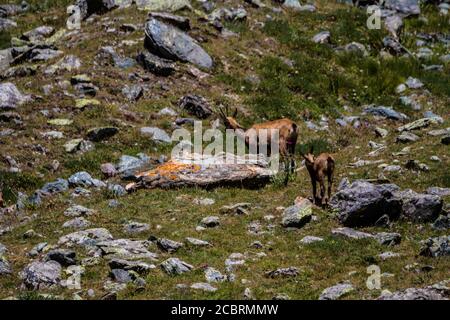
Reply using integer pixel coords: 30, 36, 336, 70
0, 0, 449, 300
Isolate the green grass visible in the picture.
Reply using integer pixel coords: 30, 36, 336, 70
0, 171, 44, 204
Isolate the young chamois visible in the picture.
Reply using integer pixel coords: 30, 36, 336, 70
217, 106, 298, 173
302, 147, 335, 206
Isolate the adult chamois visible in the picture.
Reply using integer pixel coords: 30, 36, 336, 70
217, 106, 298, 175
302, 147, 335, 206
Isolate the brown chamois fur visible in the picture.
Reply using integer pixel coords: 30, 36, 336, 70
0, 191, 3, 208
302, 147, 335, 206
217, 107, 298, 172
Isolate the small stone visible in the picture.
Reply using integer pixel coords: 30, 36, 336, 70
75, 98, 100, 109
122, 85, 143, 102
110, 269, 132, 284
140, 127, 171, 143
312, 31, 330, 44
161, 258, 193, 276
375, 232, 402, 246
185, 237, 210, 247
205, 267, 227, 283
272, 293, 291, 300
405, 77, 424, 89
156, 238, 183, 253
430, 156, 441, 162
219, 203, 251, 215
46, 249, 77, 267
47, 118, 73, 126
419, 236, 450, 257
396, 132, 419, 143
64, 205, 95, 217
86, 127, 118, 142
396, 84, 407, 93
101, 163, 117, 178
194, 214, 220, 229
41, 131, 64, 139
68, 171, 106, 188
250, 241, 263, 249
23, 229, 39, 239
299, 236, 324, 244
107, 184, 127, 197
193, 198, 215, 206
64, 139, 84, 153
109, 259, 155, 275
190, 282, 217, 292
58, 228, 113, 248
383, 165, 402, 173
0, 256, 11, 275
281, 198, 313, 229
136, 51, 175, 76
378, 251, 401, 261
39, 179, 68, 196
124, 221, 150, 235
178, 95, 213, 119
319, 283, 354, 300
62, 217, 91, 229
266, 267, 299, 278
157, 107, 178, 117
332, 227, 374, 240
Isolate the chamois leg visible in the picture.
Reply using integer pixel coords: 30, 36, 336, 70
327, 171, 333, 205
311, 179, 318, 204
319, 176, 326, 206
279, 138, 290, 184
288, 143, 296, 174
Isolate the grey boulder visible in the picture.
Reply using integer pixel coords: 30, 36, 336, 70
58, 228, 113, 247
39, 178, 69, 196
419, 236, 449, 258
68, 171, 106, 188
64, 205, 96, 217
379, 287, 447, 300
281, 200, 313, 229
140, 127, 171, 144
319, 283, 354, 300
330, 180, 402, 227
384, 0, 420, 16
161, 258, 193, 275
397, 189, 443, 223
156, 238, 183, 253
0, 82, 28, 110
144, 18, 213, 69
45, 249, 77, 267
178, 94, 212, 119
20, 261, 62, 290
136, 51, 175, 76
0, 257, 11, 275
364, 105, 408, 121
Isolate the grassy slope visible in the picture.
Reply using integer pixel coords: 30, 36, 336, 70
0, 0, 449, 299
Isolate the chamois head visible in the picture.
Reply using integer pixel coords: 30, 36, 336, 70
217, 105, 243, 130
302, 146, 315, 166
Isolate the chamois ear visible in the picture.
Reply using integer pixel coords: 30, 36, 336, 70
216, 105, 227, 121
232, 108, 238, 118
